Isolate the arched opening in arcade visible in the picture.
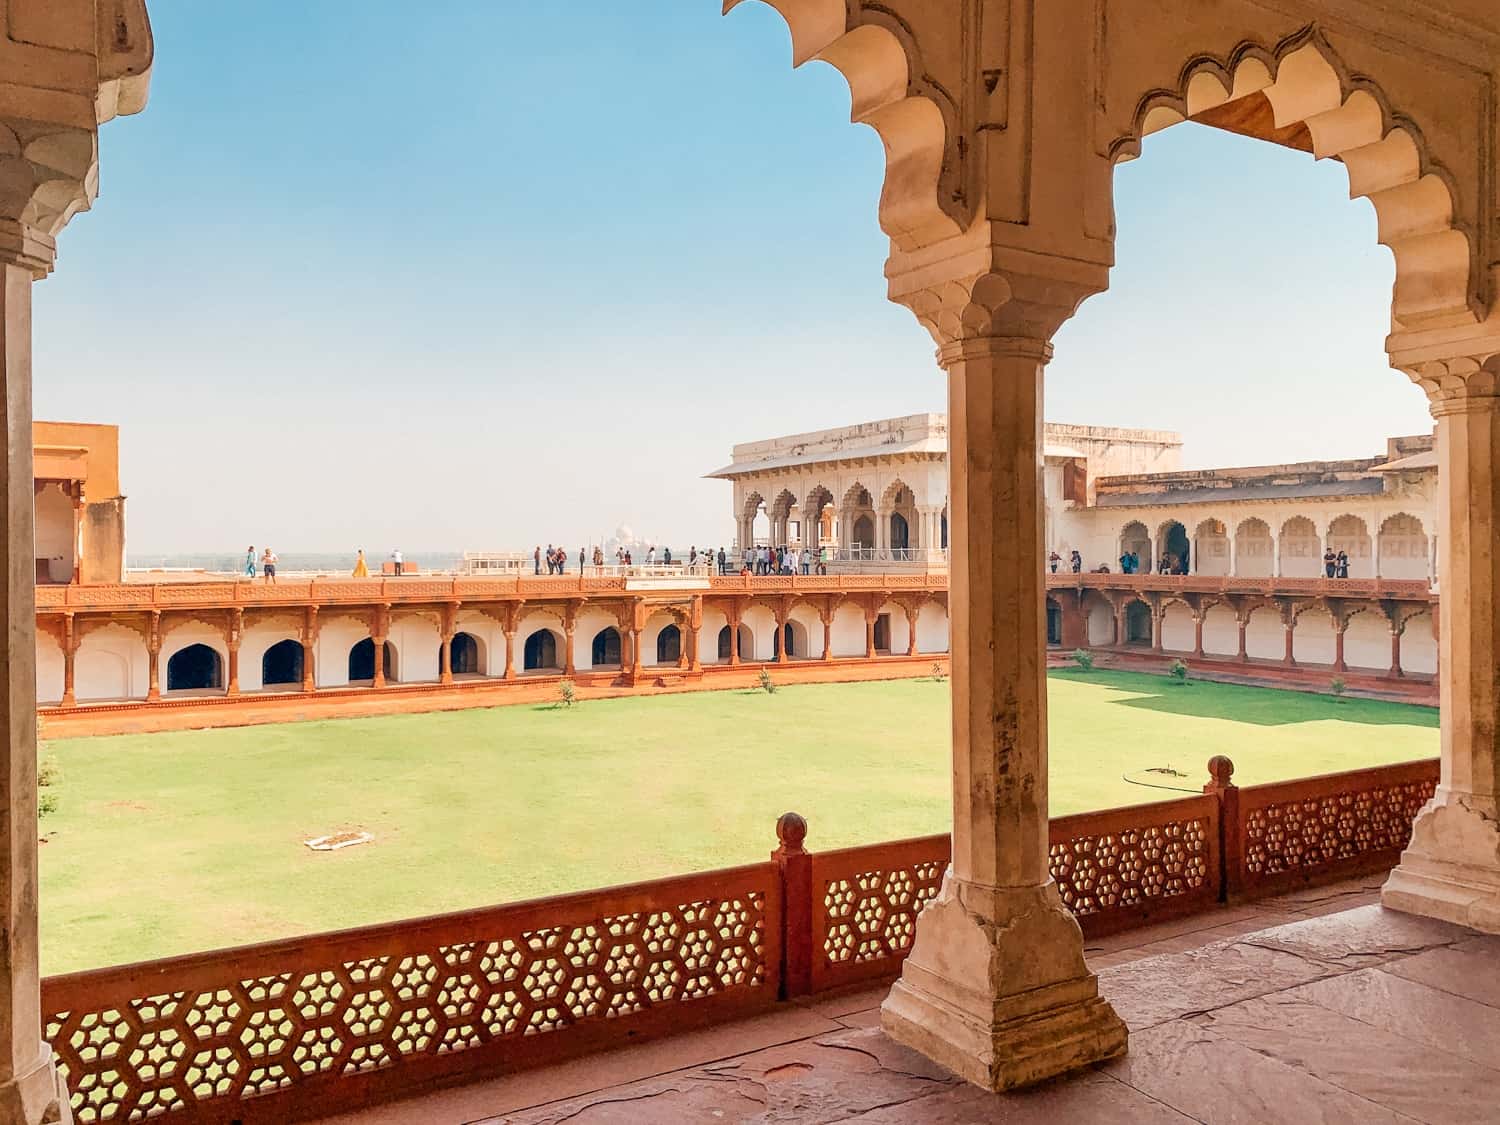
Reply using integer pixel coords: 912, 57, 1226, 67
261, 639, 303, 688
1046, 600, 1062, 646
1378, 513, 1429, 580
167, 644, 222, 692
1124, 601, 1153, 646
591, 627, 622, 668
450, 632, 482, 676
1234, 518, 1274, 578
523, 629, 560, 673
655, 624, 681, 665
717, 623, 754, 662
771, 620, 808, 660
1327, 515, 1374, 578
1119, 521, 1151, 572
348, 638, 394, 684
1280, 516, 1322, 578
1156, 521, 1189, 575
803, 485, 835, 551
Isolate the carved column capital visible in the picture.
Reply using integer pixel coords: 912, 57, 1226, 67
1403, 354, 1500, 417
895, 259, 1107, 355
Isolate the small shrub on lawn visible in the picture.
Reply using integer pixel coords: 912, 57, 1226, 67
1330, 676, 1347, 701
930, 662, 946, 682
558, 680, 576, 708
1169, 660, 1189, 684
1071, 649, 1094, 671
38, 756, 62, 788
38, 792, 58, 819
758, 668, 777, 694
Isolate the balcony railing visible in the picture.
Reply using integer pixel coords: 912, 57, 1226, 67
41, 754, 1436, 1124
1045, 572, 1435, 599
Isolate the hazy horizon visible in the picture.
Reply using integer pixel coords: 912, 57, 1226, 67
40, 1, 1430, 554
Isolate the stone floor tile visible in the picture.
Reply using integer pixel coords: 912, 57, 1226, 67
841, 1071, 1195, 1123
317, 1008, 849, 1125
1289, 968, 1500, 1069
800, 986, 890, 1020
1382, 939, 1500, 1011
1290, 891, 1384, 918
1098, 938, 1336, 1030
1103, 1019, 1410, 1124
1197, 992, 1500, 1123
1235, 904, 1470, 968
499, 1029, 958, 1125
1083, 906, 1266, 954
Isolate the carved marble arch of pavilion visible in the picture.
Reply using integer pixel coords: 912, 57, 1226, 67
841, 483, 877, 550
732, 5, 1487, 336
1106, 27, 1483, 334
768, 488, 799, 545
880, 478, 919, 552
803, 484, 836, 547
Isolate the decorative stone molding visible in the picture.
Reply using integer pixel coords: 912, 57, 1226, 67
723, 0, 965, 250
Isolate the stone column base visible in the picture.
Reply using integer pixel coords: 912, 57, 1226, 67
1383, 795, 1500, 933
0, 1048, 72, 1125
880, 874, 1126, 1091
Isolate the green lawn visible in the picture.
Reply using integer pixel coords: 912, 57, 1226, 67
38, 670, 1437, 975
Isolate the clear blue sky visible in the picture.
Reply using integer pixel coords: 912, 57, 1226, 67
34, 1, 1431, 555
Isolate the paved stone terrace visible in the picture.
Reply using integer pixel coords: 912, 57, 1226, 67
315, 876, 1497, 1124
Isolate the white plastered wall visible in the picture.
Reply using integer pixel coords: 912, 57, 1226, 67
1343, 611, 1392, 671
389, 615, 441, 683
74, 623, 146, 701
1201, 605, 1238, 657
1293, 609, 1337, 665
829, 603, 867, 658
316, 615, 369, 689
37, 633, 64, 704
1160, 603, 1194, 653
916, 602, 949, 653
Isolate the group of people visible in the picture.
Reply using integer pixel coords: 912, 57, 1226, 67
1048, 550, 1084, 574
1112, 549, 1189, 575
530, 544, 735, 575
1324, 548, 1352, 578
243, 545, 278, 584
741, 544, 827, 576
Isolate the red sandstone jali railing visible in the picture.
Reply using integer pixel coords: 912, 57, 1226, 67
43, 755, 1437, 1123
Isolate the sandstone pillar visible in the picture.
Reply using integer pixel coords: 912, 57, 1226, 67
69, 485, 83, 585
302, 607, 317, 693
1192, 611, 1204, 658
0, 247, 70, 1125
882, 332, 1125, 1089
60, 616, 76, 708
1150, 605, 1163, 653
1333, 620, 1348, 674
146, 612, 161, 702
728, 604, 742, 667
1385, 361, 1500, 931
821, 610, 833, 661
1390, 626, 1403, 678
1236, 614, 1248, 662
503, 628, 516, 680
864, 605, 877, 659
1282, 613, 1296, 666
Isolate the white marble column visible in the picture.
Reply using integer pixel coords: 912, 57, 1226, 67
1385, 360, 1500, 931
882, 330, 1125, 1088
0, 249, 69, 1123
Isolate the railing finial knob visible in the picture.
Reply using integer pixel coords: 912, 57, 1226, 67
776, 811, 808, 854
1207, 755, 1235, 789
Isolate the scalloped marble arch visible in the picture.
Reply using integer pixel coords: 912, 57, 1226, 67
1117, 34, 1476, 332
722, 0, 962, 251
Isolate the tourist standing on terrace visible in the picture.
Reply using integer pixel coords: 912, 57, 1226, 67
244, 546, 256, 579
534, 546, 541, 575
353, 550, 368, 578
1049, 550, 1062, 573
718, 547, 727, 575
391, 548, 403, 577
1336, 551, 1350, 579
1324, 548, 1337, 578
261, 547, 277, 585
1071, 550, 1083, 573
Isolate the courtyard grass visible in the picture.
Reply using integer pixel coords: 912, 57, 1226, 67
39, 670, 1436, 974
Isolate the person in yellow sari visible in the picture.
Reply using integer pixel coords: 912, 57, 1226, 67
353, 549, 369, 578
